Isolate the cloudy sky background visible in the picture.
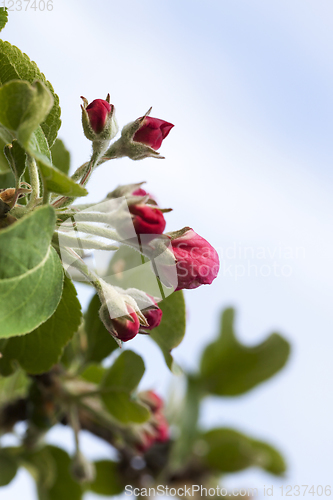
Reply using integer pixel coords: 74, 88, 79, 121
1, 0, 333, 498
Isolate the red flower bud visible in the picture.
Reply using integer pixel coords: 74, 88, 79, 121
111, 305, 140, 342
129, 204, 166, 235
139, 390, 164, 412
153, 412, 169, 443
171, 229, 220, 291
132, 188, 148, 197
133, 117, 174, 150
143, 307, 163, 330
86, 99, 112, 134
142, 296, 163, 330
136, 432, 156, 453
134, 393, 169, 453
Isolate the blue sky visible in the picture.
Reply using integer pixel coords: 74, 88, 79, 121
1, 1, 333, 498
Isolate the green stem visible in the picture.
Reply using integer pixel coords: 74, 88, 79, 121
69, 405, 80, 453
102, 138, 125, 161
70, 390, 104, 400
78, 400, 124, 438
52, 140, 109, 210
79, 148, 99, 187
60, 246, 103, 292
71, 162, 89, 182
26, 155, 40, 209
42, 187, 50, 205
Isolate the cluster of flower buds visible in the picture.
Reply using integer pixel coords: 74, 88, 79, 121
105, 183, 220, 291
67, 97, 220, 345
81, 95, 173, 161
134, 391, 169, 453
97, 282, 162, 344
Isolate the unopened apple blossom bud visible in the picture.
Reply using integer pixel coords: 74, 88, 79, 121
133, 116, 174, 150
141, 296, 163, 331
111, 202, 166, 241
153, 412, 169, 443
106, 182, 147, 200
81, 94, 118, 142
133, 393, 169, 453
132, 187, 148, 197
129, 204, 166, 235
135, 428, 156, 454
70, 451, 96, 483
169, 228, 220, 290
99, 303, 140, 342
104, 108, 174, 161
142, 306, 163, 331
139, 391, 164, 412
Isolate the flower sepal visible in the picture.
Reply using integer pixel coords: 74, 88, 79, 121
106, 182, 147, 200
166, 226, 192, 240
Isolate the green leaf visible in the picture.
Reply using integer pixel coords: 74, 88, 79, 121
44, 446, 82, 500
150, 290, 186, 372
102, 350, 144, 392
0, 449, 18, 486
0, 7, 8, 33
0, 80, 53, 146
28, 127, 87, 197
200, 308, 290, 396
88, 460, 124, 496
0, 122, 14, 172
0, 142, 10, 172
0, 81, 80, 195
100, 392, 150, 424
81, 364, 106, 385
0, 169, 14, 188
251, 439, 286, 475
201, 428, 286, 476
0, 122, 13, 144
24, 446, 82, 500
50, 138, 70, 175
4, 139, 26, 180
100, 350, 149, 423
169, 375, 202, 471
0, 369, 28, 404
21, 446, 56, 491
84, 293, 118, 364
0, 81, 82, 196
0, 40, 61, 146
0, 205, 64, 338
0, 275, 81, 375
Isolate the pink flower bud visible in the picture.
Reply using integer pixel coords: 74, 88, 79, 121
85, 99, 113, 134
132, 188, 148, 197
139, 390, 164, 412
153, 413, 169, 443
133, 117, 174, 150
129, 204, 166, 235
142, 296, 163, 330
134, 393, 169, 453
143, 307, 163, 330
111, 305, 140, 342
171, 229, 220, 291
136, 432, 156, 453
131, 187, 158, 206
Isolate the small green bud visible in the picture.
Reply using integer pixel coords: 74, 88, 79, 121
70, 451, 96, 483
